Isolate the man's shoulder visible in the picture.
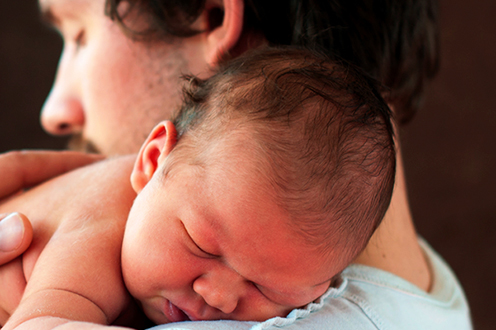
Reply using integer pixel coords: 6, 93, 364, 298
333, 239, 472, 330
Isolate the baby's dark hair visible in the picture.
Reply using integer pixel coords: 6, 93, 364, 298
170, 47, 395, 262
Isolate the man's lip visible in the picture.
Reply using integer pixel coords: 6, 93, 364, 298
164, 300, 191, 322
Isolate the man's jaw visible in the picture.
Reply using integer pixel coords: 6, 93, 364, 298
68, 134, 101, 154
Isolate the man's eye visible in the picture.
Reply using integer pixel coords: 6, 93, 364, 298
74, 30, 86, 49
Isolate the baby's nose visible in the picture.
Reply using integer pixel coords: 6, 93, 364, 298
192, 268, 247, 315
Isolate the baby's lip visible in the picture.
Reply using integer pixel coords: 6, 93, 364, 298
163, 300, 190, 322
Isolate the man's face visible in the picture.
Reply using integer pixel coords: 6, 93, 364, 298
122, 137, 337, 324
39, 0, 210, 155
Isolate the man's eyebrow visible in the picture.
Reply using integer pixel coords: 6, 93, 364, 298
39, 0, 93, 28
40, 6, 60, 27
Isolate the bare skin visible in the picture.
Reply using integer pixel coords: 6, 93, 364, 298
0, 150, 103, 201
0, 151, 103, 265
355, 149, 431, 291
0, 156, 144, 329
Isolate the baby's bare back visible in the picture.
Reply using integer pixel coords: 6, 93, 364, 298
0, 155, 137, 327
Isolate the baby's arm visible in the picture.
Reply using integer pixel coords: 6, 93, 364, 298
4, 219, 130, 330
1, 156, 139, 330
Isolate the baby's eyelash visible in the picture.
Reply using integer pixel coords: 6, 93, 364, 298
181, 221, 218, 258
192, 240, 218, 258
252, 282, 269, 299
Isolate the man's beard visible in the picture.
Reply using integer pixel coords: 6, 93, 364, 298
67, 134, 101, 154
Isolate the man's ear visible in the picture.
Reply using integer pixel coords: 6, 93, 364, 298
131, 121, 177, 193
203, 0, 244, 66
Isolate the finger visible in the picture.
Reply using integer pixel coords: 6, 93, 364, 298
0, 150, 104, 199
0, 213, 33, 265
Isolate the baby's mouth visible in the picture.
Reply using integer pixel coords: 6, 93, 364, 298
164, 300, 190, 322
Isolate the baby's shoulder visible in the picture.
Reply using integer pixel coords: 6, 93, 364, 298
0, 155, 137, 281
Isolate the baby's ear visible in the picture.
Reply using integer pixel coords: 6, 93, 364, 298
131, 121, 177, 193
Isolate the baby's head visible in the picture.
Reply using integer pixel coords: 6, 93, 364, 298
122, 47, 395, 324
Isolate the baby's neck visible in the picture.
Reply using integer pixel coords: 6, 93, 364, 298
353, 152, 431, 291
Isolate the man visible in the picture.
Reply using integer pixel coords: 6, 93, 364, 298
0, 0, 472, 329
38, 0, 438, 155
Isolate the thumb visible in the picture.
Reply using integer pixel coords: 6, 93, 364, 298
0, 213, 33, 264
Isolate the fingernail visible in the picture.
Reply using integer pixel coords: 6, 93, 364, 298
0, 213, 24, 252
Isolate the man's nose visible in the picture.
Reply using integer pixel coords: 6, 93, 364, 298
40, 84, 84, 136
192, 266, 248, 315
40, 48, 84, 136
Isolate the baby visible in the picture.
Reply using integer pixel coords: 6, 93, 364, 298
1, 47, 395, 329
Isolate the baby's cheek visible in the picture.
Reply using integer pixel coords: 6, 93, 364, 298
260, 281, 330, 310
234, 289, 294, 322
121, 234, 146, 298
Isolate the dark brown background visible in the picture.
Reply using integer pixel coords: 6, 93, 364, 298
1, 0, 494, 328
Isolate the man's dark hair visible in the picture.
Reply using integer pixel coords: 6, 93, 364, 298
167, 47, 395, 262
105, 0, 439, 125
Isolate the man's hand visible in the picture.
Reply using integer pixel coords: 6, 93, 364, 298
0, 213, 32, 325
0, 213, 33, 266
0, 150, 103, 200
